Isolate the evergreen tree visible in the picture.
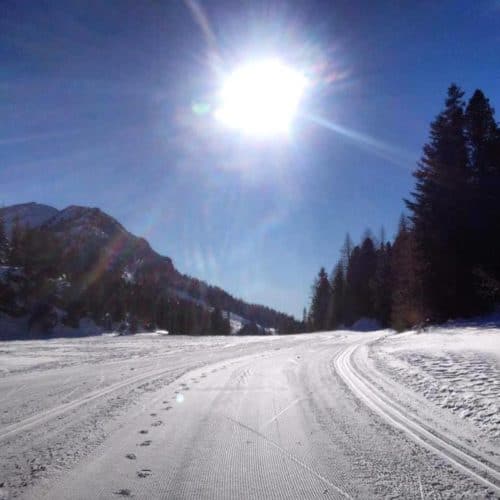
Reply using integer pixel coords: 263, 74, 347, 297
465, 89, 499, 178
0, 215, 9, 265
465, 89, 500, 305
9, 216, 24, 266
345, 236, 377, 323
371, 242, 392, 327
406, 84, 471, 320
210, 307, 230, 335
309, 267, 331, 331
391, 216, 424, 330
329, 261, 345, 328
341, 233, 353, 270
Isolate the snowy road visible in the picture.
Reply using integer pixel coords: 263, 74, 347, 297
1, 332, 499, 499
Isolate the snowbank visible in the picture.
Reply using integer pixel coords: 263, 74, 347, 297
373, 327, 500, 441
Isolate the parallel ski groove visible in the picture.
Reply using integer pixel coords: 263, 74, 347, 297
334, 343, 500, 495
0, 364, 181, 442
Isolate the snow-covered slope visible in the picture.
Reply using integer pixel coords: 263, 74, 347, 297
0, 202, 59, 234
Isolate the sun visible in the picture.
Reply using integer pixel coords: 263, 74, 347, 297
214, 59, 308, 136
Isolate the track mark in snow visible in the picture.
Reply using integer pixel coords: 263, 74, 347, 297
139, 440, 151, 447
0, 383, 26, 402
259, 398, 303, 431
125, 453, 136, 460
334, 343, 500, 495
0, 365, 180, 443
227, 416, 353, 499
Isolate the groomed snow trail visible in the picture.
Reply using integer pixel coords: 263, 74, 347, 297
335, 340, 500, 496
1, 332, 498, 499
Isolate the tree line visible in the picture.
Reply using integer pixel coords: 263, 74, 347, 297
308, 85, 500, 331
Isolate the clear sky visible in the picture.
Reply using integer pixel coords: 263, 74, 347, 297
2, 1, 499, 318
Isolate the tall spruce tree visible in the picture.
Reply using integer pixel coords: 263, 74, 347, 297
465, 89, 500, 305
406, 84, 471, 320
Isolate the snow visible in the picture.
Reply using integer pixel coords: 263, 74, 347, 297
122, 269, 135, 284
371, 326, 500, 443
0, 331, 498, 498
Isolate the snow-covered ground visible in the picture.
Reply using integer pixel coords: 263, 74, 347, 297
371, 326, 500, 444
1, 328, 499, 499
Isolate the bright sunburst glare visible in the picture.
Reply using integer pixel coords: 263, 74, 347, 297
215, 59, 308, 136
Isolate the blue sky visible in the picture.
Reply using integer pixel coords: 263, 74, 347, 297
2, 0, 499, 318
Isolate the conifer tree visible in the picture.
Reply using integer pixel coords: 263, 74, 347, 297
371, 242, 392, 327
9, 216, 24, 266
329, 261, 345, 328
309, 267, 331, 331
406, 84, 470, 320
465, 89, 500, 304
0, 215, 9, 265
391, 215, 424, 330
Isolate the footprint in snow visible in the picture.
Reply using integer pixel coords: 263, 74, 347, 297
164, 406, 172, 411
137, 469, 152, 478
150, 413, 157, 417
139, 440, 152, 447
139, 430, 148, 434
151, 420, 163, 427
125, 453, 136, 460
114, 488, 132, 496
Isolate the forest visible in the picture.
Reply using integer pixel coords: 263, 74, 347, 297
308, 85, 500, 331
0, 212, 301, 336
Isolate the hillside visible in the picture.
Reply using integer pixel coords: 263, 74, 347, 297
0, 203, 301, 337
